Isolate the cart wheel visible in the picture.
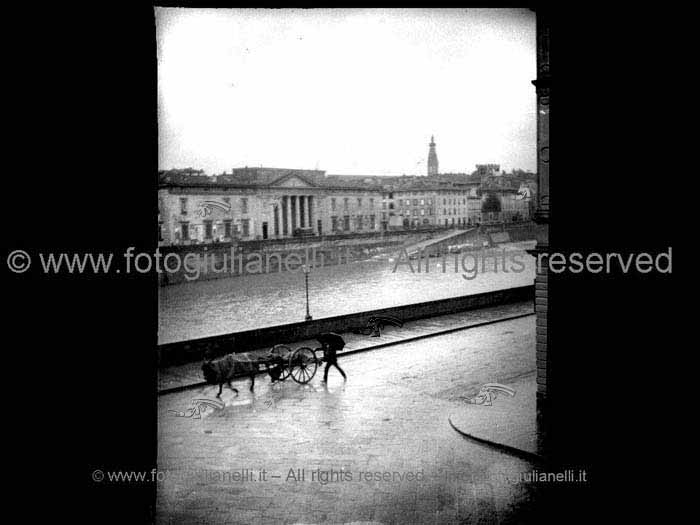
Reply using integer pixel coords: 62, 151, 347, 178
270, 344, 292, 381
289, 347, 318, 384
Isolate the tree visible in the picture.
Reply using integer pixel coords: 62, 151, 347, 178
481, 192, 502, 214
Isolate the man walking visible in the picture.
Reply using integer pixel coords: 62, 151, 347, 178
317, 332, 347, 383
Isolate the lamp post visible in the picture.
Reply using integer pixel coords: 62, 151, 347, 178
302, 264, 312, 321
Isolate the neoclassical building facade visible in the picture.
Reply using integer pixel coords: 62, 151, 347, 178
158, 168, 384, 244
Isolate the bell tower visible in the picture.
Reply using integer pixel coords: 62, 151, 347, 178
427, 135, 439, 176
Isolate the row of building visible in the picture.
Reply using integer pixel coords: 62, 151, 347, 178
158, 139, 536, 245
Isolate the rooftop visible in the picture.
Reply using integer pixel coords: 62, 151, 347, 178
158, 167, 534, 193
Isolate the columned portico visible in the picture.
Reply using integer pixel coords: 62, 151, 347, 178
275, 195, 318, 236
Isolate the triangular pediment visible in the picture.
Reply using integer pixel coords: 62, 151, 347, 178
272, 174, 315, 188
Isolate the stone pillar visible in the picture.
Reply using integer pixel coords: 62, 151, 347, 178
530, 7, 550, 456
286, 196, 293, 237
299, 195, 306, 228
308, 196, 314, 233
274, 205, 279, 237
533, 12, 550, 224
294, 195, 301, 232
279, 197, 285, 237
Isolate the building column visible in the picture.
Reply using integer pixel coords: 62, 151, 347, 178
294, 195, 301, 232
272, 204, 280, 237
299, 195, 306, 228
281, 197, 287, 236
286, 196, 293, 237
308, 195, 314, 233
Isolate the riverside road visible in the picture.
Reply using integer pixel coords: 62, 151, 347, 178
157, 314, 540, 524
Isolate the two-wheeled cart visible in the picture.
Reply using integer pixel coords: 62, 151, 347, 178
264, 344, 323, 384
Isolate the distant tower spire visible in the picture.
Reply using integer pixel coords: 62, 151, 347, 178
427, 135, 439, 176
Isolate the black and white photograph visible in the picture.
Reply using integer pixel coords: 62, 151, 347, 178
155, 8, 546, 523
4, 4, 680, 525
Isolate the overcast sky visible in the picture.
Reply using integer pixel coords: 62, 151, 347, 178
156, 8, 536, 176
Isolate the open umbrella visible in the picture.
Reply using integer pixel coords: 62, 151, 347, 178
316, 332, 346, 350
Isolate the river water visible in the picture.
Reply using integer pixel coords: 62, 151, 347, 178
158, 242, 536, 344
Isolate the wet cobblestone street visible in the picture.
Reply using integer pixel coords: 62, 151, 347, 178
157, 316, 539, 524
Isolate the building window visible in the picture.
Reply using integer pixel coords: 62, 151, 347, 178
204, 220, 213, 240
370, 215, 376, 229
389, 203, 394, 210
158, 222, 164, 242
428, 199, 432, 205
406, 199, 410, 206
412, 209, 418, 216
331, 198, 337, 211
420, 199, 425, 205
224, 219, 232, 238
388, 192, 393, 199
357, 215, 363, 230
343, 215, 350, 231
180, 221, 189, 241
370, 198, 374, 208
241, 219, 250, 237
331, 216, 338, 231
357, 198, 362, 207
180, 198, 188, 215
241, 198, 249, 214
420, 209, 425, 216
412, 199, 418, 206
344, 198, 349, 210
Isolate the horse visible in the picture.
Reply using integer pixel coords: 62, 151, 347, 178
201, 352, 259, 397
